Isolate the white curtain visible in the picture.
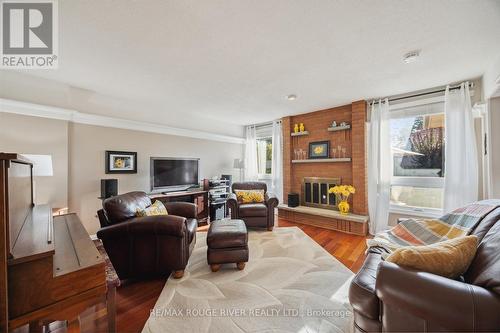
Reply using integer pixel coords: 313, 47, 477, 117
271, 120, 283, 202
444, 82, 478, 212
244, 125, 258, 181
368, 99, 391, 235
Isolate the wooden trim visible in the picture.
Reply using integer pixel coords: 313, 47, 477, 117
278, 207, 368, 236
0, 161, 8, 333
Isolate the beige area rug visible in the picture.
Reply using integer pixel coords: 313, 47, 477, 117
143, 227, 354, 333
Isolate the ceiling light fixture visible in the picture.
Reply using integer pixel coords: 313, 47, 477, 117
286, 94, 297, 101
403, 50, 420, 64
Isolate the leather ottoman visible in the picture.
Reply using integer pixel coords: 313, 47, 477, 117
207, 219, 249, 272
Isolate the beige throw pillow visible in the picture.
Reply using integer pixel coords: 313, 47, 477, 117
385, 235, 478, 278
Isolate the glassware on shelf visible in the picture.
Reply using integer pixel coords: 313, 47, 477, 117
342, 147, 347, 158
332, 148, 337, 158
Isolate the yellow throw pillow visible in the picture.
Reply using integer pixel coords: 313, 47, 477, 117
136, 200, 168, 217
385, 235, 478, 278
235, 190, 265, 204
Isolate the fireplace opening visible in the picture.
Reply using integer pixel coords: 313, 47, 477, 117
301, 177, 341, 210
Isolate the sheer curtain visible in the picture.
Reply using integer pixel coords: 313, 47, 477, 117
368, 99, 391, 235
244, 125, 258, 181
444, 82, 478, 212
271, 120, 283, 202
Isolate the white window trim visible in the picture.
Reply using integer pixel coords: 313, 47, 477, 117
389, 96, 445, 217
256, 135, 272, 179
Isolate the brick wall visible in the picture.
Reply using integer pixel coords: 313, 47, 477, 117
282, 101, 368, 215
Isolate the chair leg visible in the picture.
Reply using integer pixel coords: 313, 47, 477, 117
236, 262, 246, 270
173, 270, 184, 279
210, 264, 221, 272
107, 285, 116, 333
267, 226, 273, 231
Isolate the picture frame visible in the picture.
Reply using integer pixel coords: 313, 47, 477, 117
308, 141, 330, 159
105, 151, 137, 174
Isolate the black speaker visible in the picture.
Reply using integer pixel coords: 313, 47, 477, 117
101, 179, 118, 199
288, 193, 300, 207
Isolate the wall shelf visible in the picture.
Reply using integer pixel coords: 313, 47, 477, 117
292, 158, 351, 163
291, 131, 309, 137
327, 125, 351, 132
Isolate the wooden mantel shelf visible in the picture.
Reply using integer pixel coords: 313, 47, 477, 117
278, 204, 369, 235
278, 204, 368, 223
292, 158, 351, 163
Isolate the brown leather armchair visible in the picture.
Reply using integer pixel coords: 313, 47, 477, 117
96, 191, 197, 280
349, 207, 500, 332
226, 182, 278, 230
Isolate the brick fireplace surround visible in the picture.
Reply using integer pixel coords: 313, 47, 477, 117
278, 101, 369, 235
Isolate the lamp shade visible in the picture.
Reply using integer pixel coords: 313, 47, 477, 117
233, 158, 241, 169
23, 154, 54, 176
233, 158, 244, 169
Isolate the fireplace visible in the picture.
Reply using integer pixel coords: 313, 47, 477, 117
301, 177, 341, 210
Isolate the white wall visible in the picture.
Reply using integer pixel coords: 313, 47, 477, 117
0, 113, 68, 208
0, 112, 244, 234
68, 122, 243, 233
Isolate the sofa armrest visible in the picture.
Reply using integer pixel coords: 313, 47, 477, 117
97, 215, 187, 240
164, 202, 197, 219
376, 261, 500, 331
227, 193, 238, 218
265, 192, 279, 209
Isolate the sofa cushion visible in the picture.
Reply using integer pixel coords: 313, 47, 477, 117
464, 220, 500, 294
103, 191, 151, 224
239, 203, 268, 217
385, 236, 478, 278
349, 252, 383, 320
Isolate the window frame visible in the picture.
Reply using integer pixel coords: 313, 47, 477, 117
256, 135, 273, 180
388, 96, 445, 217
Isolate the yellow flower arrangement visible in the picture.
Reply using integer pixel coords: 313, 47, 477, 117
328, 185, 355, 215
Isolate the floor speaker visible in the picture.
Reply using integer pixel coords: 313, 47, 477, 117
288, 193, 300, 207
101, 179, 118, 199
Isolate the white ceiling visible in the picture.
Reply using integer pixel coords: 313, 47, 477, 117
9, 0, 500, 136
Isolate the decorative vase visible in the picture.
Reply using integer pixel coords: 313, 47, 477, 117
338, 200, 350, 215
294, 124, 299, 133
299, 123, 305, 132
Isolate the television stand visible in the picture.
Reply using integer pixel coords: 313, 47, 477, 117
149, 190, 209, 225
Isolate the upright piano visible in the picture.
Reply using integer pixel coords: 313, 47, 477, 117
0, 153, 106, 332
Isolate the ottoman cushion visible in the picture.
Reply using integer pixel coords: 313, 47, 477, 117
207, 219, 247, 249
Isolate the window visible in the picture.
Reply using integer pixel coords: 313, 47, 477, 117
389, 101, 445, 215
256, 137, 272, 176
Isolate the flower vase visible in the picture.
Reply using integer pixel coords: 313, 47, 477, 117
338, 200, 350, 215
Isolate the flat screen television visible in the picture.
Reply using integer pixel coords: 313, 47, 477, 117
150, 157, 200, 192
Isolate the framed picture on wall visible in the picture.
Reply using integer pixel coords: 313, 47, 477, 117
308, 141, 330, 159
105, 151, 137, 174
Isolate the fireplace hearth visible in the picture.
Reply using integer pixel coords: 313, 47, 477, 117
301, 177, 341, 210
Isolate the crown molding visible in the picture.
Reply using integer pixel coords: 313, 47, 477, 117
0, 98, 245, 144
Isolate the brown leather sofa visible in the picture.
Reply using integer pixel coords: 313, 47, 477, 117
226, 182, 278, 230
96, 191, 197, 280
349, 207, 500, 332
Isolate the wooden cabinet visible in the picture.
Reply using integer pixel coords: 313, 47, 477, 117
150, 190, 209, 224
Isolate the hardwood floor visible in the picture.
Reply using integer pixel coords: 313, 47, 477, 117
22, 218, 368, 333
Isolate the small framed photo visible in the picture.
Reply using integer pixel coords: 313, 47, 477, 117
105, 151, 137, 174
308, 141, 330, 159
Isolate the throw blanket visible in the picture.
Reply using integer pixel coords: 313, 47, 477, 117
367, 199, 500, 253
